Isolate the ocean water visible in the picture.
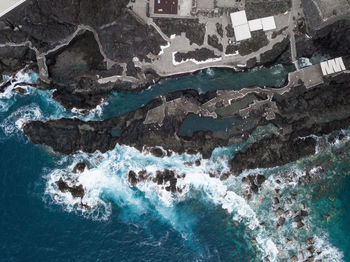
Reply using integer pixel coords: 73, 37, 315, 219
1, 68, 350, 262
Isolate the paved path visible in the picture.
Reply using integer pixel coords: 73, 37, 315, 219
288, 0, 302, 71
148, 20, 171, 42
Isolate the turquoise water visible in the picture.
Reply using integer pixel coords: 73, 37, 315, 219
0, 67, 349, 261
101, 65, 293, 119
178, 115, 240, 137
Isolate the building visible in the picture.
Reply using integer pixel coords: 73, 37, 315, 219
154, 0, 178, 15
0, 0, 26, 17
230, 10, 277, 42
230, 10, 251, 41
320, 57, 346, 76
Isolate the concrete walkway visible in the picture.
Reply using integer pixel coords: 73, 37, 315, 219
288, 0, 303, 70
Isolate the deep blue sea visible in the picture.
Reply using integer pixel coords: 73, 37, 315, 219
1, 65, 350, 261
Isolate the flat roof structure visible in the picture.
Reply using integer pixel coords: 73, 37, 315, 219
154, 0, 178, 15
261, 16, 276, 31
234, 24, 251, 41
248, 19, 263, 32
320, 57, 346, 76
230, 10, 248, 27
0, 0, 26, 17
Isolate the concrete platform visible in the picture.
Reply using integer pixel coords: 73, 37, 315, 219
0, 0, 26, 17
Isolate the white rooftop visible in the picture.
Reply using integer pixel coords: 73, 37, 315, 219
0, 0, 26, 17
320, 57, 346, 76
261, 16, 277, 31
248, 19, 263, 32
234, 23, 251, 41
230, 10, 248, 27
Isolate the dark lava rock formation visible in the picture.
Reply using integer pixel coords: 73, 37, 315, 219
208, 35, 223, 52
56, 178, 84, 198
23, 73, 350, 176
128, 169, 185, 193
153, 18, 206, 46
0, 0, 166, 109
174, 48, 220, 63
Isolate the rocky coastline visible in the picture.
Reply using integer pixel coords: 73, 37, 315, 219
0, 0, 350, 180
23, 72, 350, 178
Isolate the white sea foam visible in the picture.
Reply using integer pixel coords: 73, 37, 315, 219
44, 145, 279, 260
205, 68, 215, 77
314, 235, 344, 262
0, 71, 39, 112
0, 103, 44, 137
39, 134, 349, 262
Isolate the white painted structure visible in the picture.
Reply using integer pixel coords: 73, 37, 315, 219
0, 0, 26, 17
230, 10, 277, 41
320, 57, 346, 76
248, 19, 263, 32
230, 10, 248, 27
234, 24, 251, 41
261, 16, 277, 31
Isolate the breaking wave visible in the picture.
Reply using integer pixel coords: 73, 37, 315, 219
42, 142, 344, 261
0, 70, 346, 261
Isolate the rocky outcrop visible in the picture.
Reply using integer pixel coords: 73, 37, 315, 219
0, 0, 166, 108
174, 48, 220, 63
56, 178, 84, 198
296, 18, 350, 59
208, 35, 223, 52
153, 18, 206, 46
23, 72, 350, 176
0, 46, 37, 75
128, 169, 185, 193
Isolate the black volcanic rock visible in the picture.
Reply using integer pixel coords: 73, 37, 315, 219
23, 73, 350, 176
72, 162, 86, 174
0, 0, 166, 109
0, 46, 37, 75
56, 178, 84, 198
296, 18, 350, 59
174, 48, 220, 63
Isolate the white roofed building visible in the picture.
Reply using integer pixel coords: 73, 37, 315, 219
234, 24, 251, 41
248, 19, 263, 32
230, 10, 277, 42
261, 16, 277, 31
230, 10, 248, 27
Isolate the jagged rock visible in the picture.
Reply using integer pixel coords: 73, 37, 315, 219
14, 87, 26, 95
56, 178, 84, 198
277, 217, 285, 226
294, 215, 302, 223
297, 221, 305, 229
128, 170, 137, 186
150, 147, 165, 158
276, 208, 284, 216
307, 237, 314, 245
290, 255, 298, 262
301, 210, 309, 217
72, 162, 86, 174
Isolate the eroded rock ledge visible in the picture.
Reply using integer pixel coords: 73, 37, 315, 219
23, 73, 350, 175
